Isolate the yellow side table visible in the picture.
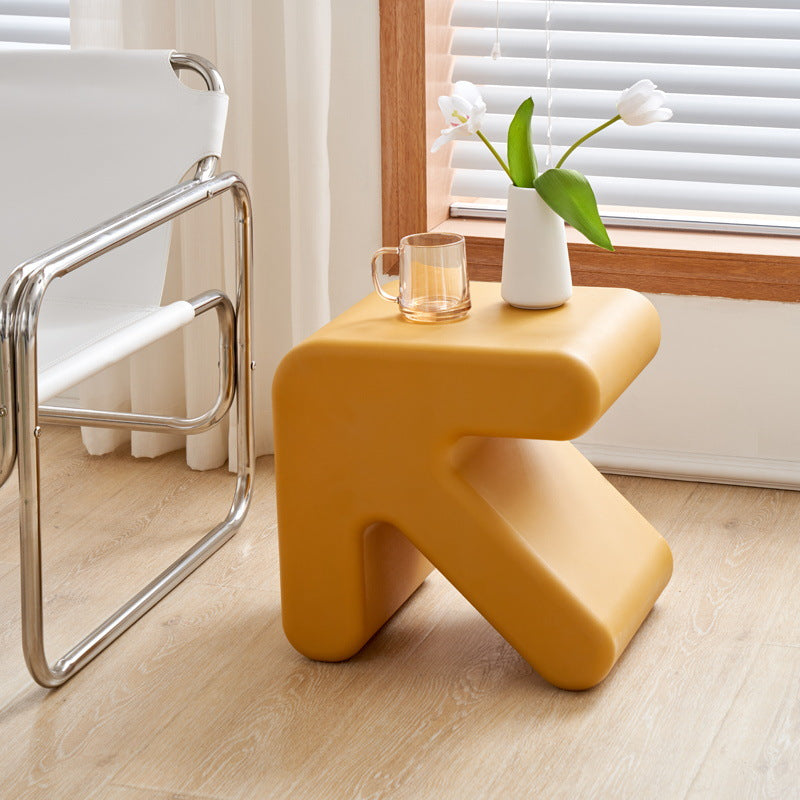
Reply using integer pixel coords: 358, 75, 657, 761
273, 282, 672, 690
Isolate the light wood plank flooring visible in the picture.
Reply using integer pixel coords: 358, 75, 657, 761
0, 427, 798, 799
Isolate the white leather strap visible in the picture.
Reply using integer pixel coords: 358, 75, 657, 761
38, 300, 196, 402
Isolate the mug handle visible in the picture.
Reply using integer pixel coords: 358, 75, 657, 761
371, 247, 400, 302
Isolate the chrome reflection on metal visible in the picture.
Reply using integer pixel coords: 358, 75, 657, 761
11, 171, 253, 688
170, 52, 225, 93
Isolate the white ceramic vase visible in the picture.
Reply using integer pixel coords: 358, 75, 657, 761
501, 185, 572, 309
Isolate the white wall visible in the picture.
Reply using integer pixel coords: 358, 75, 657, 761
577, 293, 800, 489
331, 4, 800, 489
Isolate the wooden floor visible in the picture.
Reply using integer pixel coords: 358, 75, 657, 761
0, 427, 798, 799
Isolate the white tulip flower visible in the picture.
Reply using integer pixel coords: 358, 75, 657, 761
616, 79, 673, 126
557, 78, 672, 168
431, 81, 487, 153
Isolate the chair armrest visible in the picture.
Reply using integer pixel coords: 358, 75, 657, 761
17, 171, 245, 297
12, 169, 247, 347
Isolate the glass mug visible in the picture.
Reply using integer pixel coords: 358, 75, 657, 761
371, 232, 470, 322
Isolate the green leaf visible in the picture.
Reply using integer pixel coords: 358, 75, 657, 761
534, 168, 614, 251
507, 97, 537, 188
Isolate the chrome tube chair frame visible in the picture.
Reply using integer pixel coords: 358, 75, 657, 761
0, 54, 254, 688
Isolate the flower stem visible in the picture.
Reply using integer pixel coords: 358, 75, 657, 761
476, 130, 514, 183
555, 114, 621, 170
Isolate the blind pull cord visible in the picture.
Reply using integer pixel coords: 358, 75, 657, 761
545, 0, 554, 169
491, 0, 501, 59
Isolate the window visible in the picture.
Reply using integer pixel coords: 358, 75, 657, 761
0, 0, 69, 49
379, 0, 800, 301
449, 0, 800, 237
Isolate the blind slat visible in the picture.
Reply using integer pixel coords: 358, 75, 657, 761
452, 141, 800, 188
453, 29, 799, 70
479, 86, 800, 129
477, 115, 799, 160
547, 0, 797, 7
452, 1, 800, 39
453, 171, 800, 216
453, 57, 799, 99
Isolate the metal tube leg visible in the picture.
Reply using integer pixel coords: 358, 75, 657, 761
16, 292, 49, 684
0, 270, 24, 490
230, 180, 255, 513
15, 179, 254, 688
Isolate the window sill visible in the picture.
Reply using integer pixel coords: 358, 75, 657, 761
431, 218, 800, 302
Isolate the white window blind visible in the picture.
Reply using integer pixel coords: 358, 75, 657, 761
449, 0, 800, 235
0, 0, 69, 49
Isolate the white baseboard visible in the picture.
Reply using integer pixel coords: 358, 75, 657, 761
576, 443, 800, 491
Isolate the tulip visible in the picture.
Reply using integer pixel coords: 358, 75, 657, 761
556, 79, 672, 168
617, 79, 673, 126
431, 81, 487, 153
431, 81, 513, 181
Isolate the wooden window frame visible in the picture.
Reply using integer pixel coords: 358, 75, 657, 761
379, 0, 800, 302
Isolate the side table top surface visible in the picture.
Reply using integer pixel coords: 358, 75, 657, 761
277, 283, 661, 448
311, 282, 659, 361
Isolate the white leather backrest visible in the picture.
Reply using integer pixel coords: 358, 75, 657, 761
0, 49, 228, 308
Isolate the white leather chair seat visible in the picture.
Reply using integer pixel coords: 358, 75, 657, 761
37, 299, 195, 403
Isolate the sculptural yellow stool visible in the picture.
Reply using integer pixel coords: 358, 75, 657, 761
273, 282, 672, 690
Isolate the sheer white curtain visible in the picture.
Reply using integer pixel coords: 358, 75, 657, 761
69, 0, 332, 468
